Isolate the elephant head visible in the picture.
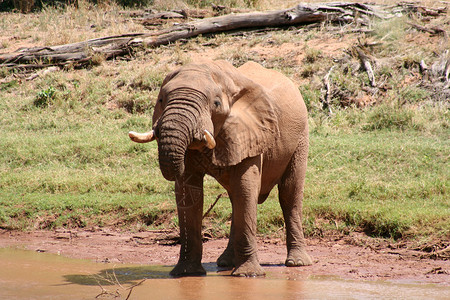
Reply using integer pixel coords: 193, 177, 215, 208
129, 60, 280, 180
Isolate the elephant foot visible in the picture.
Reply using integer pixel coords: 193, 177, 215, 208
170, 261, 206, 277
285, 248, 313, 267
232, 257, 265, 277
217, 248, 235, 268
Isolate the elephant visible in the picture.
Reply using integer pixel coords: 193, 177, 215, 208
128, 60, 312, 277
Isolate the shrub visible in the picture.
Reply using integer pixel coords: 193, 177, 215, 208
33, 86, 56, 108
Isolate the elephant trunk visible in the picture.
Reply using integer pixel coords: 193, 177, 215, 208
157, 89, 206, 181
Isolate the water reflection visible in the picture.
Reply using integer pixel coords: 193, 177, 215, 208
1, 248, 448, 299
64, 265, 172, 286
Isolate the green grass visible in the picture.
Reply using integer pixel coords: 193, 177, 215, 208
305, 131, 449, 239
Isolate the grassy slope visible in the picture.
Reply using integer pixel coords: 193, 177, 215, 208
0, 1, 449, 242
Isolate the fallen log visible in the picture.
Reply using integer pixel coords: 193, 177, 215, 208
0, 2, 397, 69
140, 4, 329, 48
0, 33, 146, 68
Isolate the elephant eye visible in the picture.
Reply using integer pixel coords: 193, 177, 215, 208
214, 100, 221, 107
158, 98, 163, 103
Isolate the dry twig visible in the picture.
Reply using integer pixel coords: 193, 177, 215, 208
203, 193, 227, 220
125, 279, 147, 300
93, 267, 146, 299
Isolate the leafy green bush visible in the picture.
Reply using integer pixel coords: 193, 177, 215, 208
33, 86, 56, 108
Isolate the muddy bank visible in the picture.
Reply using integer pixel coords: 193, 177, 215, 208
0, 229, 448, 285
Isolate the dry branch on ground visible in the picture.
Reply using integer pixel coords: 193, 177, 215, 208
394, 2, 447, 17
407, 22, 447, 36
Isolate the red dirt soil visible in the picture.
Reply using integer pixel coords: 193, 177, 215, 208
0, 229, 448, 285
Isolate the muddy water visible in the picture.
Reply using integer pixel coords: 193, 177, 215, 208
1, 248, 448, 300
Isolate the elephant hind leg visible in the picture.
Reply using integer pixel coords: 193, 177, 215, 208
278, 136, 313, 267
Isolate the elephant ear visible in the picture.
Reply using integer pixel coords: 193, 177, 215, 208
211, 67, 280, 167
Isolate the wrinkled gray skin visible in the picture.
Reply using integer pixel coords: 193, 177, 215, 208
133, 60, 312, 277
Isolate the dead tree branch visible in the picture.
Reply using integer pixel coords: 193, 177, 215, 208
322, 66, 335, 114
355, 46, 376, 87
407, 22, 447, 36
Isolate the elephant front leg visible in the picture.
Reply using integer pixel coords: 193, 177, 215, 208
170, 173, 206, 277
217, 213, 235, 268
229, 156, 265, 277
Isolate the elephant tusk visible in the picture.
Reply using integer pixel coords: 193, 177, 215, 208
203, 129, 216, 149
128, 130, 156, 143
